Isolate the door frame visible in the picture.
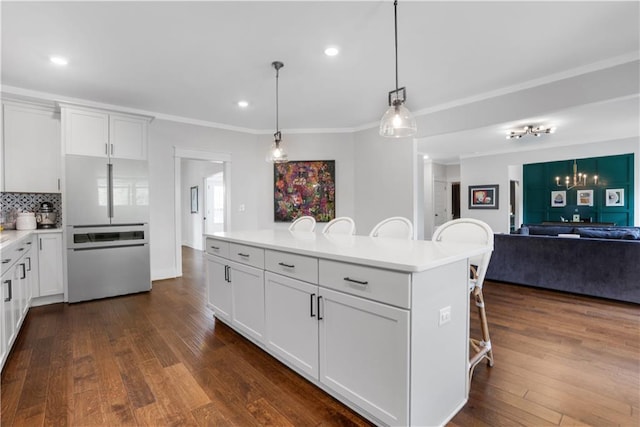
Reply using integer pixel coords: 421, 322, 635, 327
174, 147, 231, 277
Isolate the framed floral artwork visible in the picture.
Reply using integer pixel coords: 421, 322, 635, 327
469, 185, 499, 209
605, 188, 624, 207
577, 189, 593, 206
551, 190, 566, 207
274, 160, 336, 222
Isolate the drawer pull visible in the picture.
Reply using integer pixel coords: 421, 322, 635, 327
237, 253, 250, 258
26, 241, 32, 245
2, 259, 10, 264
210, 246, 220, 250
278, 262, 295, 269
20, 263, 26, 279
17, 247, 25, 252
344, 277, 369, 286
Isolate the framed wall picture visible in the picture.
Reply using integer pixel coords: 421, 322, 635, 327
576, 189, 593, 206
605, 188, 624, 207
551, 190, 566, 207
190, 186, 198, 213
274, 160, 336, 222
469, 185, 499, 209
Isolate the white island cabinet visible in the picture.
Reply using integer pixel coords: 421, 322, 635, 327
205, 230, 489, 427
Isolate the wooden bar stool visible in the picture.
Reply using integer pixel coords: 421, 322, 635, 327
432, 218, 495, 384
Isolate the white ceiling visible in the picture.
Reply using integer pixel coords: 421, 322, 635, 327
2, 1, 639, 162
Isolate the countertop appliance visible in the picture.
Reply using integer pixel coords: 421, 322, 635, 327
65, 154, 151, 303
36, 202, 57, 228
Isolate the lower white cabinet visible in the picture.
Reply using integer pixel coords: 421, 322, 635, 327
36, 233, 64, 297
318, 287, 409, 426
206, 254, 265, 344
264, 271, 319, 378
1, 235, 35, 370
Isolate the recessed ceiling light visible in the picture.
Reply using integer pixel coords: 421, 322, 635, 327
49, 56, 68, 66
324, 47, 339, 57
423, 154, 429, 160
237, 100, 249, 108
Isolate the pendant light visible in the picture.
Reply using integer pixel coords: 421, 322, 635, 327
379, 0, 417, 138
266, 61, 289, 163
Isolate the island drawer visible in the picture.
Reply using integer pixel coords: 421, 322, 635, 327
265, 250, 318, 284
318, 259, 410, 309
206, 238, 229, 258
229, 243, 264, 269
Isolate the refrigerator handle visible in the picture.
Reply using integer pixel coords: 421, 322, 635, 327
107, 163, 114, 218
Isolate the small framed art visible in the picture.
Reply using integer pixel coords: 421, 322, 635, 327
469, 185, 499, 209
190, 186, 198, 213
605, 188, 624, 207
576, 189, 593, 206
551, 190, 566, 207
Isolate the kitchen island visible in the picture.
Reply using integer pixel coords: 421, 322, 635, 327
204, 230, 490, 427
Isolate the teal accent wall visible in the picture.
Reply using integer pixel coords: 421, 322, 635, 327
523, 154, 634, 226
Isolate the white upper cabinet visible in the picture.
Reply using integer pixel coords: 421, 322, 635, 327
60, 104, 151, 160
3, 102, 61, 193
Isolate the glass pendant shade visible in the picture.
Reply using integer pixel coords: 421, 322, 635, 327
266, 139, 288, 163
379, 102, 417, 138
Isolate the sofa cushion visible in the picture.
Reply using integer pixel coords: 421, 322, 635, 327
578, 227, 640, 240
527, 225, 574, 236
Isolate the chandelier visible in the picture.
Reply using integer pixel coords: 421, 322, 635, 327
556, 159, 598, 189
506, 125, 555, 139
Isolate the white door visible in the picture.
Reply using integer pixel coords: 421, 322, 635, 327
318, 288, 410, 426
204, 172, 225, 235
434, 180, 447, 230
265, 272, 319, 379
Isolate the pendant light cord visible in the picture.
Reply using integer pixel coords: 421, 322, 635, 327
275, 66, 280, 136
394, 0, 399, 93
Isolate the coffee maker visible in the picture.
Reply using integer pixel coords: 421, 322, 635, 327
36, 202, 57, 229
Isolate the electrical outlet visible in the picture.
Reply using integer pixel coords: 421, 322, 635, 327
439, 306, 451, 326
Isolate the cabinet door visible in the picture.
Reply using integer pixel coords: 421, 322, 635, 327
63, 107, 109, 157
1, 268, 16, 367
229, 260, 265, 344
265, 272, 319, 379
3, 103, 61, 192
38, 234, 64, 296
109, 114, 148, 160
206, 255, 232, 323
318, 288, 410, 427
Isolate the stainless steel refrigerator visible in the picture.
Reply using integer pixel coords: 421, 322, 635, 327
65, 154, 151, 303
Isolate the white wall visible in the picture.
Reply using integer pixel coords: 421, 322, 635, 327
149, 120, 357, 280
353, 127, 416, 236
180, 159, 223, 250
149, 119, 261, 280
255, 132, 356, 231
460, 137, 640, 233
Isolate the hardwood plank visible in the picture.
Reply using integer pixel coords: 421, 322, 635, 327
43, 366, 71, 427
70, 389, 104, 426
164, 363, 211, 411
114, 348, 156, 409
191, 402, 232, 427
245, 397, 295, 427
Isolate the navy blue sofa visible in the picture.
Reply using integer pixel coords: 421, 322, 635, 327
485, 224, 640, 304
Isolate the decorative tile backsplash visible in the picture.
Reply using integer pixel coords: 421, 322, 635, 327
1, 192, 62, 229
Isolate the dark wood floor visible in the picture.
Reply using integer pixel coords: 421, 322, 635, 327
2, 247, 638, 426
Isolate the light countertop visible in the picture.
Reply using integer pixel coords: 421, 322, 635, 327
208, 229, 490, 273
0, 228, 62, 252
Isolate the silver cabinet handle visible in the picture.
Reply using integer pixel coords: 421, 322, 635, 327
317, 295, 324, 320
105, 143, 108, 155
278, 262, 295, 268
26, 257, 32, 271
16, 247, 25, 252
210, 246, 220, 250
344, 277, 369, 285
111, 144, 114, 155
20, 263, 26, 279
237, 253, 250, 258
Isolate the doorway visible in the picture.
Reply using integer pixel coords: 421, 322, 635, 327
433, 180, 447, 229
174, 148, 231, 277
451, 182, 461, 219
204, 172, 225, 235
